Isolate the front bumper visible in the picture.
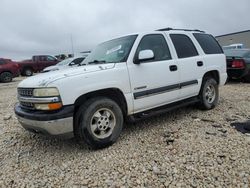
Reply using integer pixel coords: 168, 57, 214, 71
14, 104, 74, 138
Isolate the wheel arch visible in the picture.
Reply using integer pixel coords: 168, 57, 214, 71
74, 88, 128, 117
22, 66, 33, 72
0, 70, 13, 75
202, 70, 220, 84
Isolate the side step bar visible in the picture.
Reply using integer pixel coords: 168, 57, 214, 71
127, 97, 200, 122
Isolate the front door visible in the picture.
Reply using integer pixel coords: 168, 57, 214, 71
127, 34, 180, 113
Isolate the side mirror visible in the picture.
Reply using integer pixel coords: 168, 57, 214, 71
135, 50, 154, 64
69, 62, 76, 66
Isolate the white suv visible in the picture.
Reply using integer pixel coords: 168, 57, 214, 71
15, 28, 227, 149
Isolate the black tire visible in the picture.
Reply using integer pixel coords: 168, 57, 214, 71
0, 72, 13, 83
23, 68, 33, 76
198, 77, 219, 110
75, 97, 124, 149
243, 74, 250, 83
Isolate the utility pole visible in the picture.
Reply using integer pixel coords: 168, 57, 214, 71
70, 34, 74, 57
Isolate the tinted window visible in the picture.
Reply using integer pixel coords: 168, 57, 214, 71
135, 34, 172, 62
39, 56, 47, 61
194, 33, 223, 54
72, 57, 85, 65
170, 34, 198, 59
0, 59, 6, 65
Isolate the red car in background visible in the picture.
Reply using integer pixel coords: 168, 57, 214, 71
0, 58, 20, 83
17, 55, 59, 76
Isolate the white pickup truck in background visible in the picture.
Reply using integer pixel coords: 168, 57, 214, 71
15, 28, 227, 149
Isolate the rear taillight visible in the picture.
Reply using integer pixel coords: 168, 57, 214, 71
231, 60, 245, 68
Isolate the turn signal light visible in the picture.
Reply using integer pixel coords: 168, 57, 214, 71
48, 103, 62, 110
34, 102, 62, 110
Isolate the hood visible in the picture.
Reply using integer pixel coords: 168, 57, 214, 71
43, 65, 58, 72
18, 63, 115, 88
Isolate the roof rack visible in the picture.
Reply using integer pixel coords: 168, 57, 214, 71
157, 27, 205, 33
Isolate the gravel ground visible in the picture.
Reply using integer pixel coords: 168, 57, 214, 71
0, 77, 250, 188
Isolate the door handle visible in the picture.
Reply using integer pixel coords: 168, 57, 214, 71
169, 65, 178, 71
197, 61, 203, 67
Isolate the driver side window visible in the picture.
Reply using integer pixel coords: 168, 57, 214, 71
134, 34, 172, 63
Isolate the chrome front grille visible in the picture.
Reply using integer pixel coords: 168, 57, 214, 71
18, 88, 34, 109
18, 88, 34, 97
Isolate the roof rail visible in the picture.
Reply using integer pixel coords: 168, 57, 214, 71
157, 28, 205, 33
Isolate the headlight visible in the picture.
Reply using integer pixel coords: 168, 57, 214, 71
33, 88, 60, 97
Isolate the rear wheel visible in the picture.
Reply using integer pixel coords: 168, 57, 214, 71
75, 97, 124, 149
0, 72, 13, 83
23, 68, 33, 76
198, 77, 219, 110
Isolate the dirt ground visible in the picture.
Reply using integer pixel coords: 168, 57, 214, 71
0, 77, 249, 187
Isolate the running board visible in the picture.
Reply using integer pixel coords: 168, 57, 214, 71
127, 97, 200, 122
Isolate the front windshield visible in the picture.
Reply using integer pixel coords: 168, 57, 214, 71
83, 35, 138, 64
57, 58, 72, 66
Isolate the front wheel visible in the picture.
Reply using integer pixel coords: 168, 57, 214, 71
198, 77, 219, 110
75, 97, 124, 149
0, 72, 13, 83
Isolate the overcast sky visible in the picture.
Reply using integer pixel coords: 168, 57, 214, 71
0, 0, 249, 60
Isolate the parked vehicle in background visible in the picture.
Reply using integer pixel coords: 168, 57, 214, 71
224, 49, 250, 82
15, 28, 227, 149
43, 56, 87, 73
0, 58, 20, 83
17, 55, 59, 76
222, 43, 244, 50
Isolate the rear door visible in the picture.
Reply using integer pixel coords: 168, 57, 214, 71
0, 59, 6, 72
169, 33, 205, 99
127, 34, 180, 113
36, 56, 47, 71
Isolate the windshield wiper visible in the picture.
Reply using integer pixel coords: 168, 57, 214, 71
88, 60, 107, 65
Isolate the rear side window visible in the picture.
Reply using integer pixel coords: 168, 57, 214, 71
193, 33, 223, 54
135, 34, 172, 63
39, 56, 47, 61
170, 34, 198, 59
